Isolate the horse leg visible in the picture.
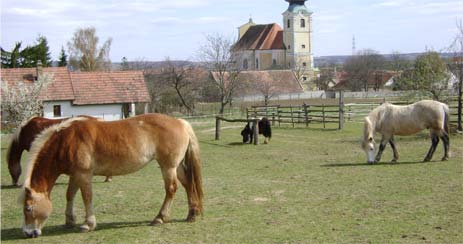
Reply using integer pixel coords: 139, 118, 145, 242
389, 136, 399, 162
424, 133, 439, 162
440, 132, 450, 161
177, 164, 201, 222
77, 174, 96, 232
374, 136, 388, 163
151, 167, 178, 225
104, 176, 112, 182
65, 177, 79, 228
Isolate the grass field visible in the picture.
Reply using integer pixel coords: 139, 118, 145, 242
1, 121, 462, 243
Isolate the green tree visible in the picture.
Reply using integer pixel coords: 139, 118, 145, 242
67, 27, 112, 71
58, 47, 68, 67
395, 51, 450, 101
1, 36, 52, 68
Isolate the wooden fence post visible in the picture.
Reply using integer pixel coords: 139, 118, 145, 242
215, 117, 221, 140
290, 105, 295, 128
303, 103, 309, 127
322, 104, 326, 129
339, 90, 344, 130
253, 119, 259, 145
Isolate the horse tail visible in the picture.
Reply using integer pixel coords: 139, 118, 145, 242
443, 103, 450, 135
7, 127, 24, 186
180, 119, 203, 215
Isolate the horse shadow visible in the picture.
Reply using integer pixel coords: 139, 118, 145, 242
321, 161, 432, 167
1, 219, 189, 241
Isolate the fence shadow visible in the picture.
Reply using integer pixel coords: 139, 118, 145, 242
321, 161, 429, 167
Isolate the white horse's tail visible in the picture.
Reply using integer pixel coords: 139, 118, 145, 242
443, 103, 450, 135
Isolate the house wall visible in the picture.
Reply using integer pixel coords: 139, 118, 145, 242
43, 101, 123, 121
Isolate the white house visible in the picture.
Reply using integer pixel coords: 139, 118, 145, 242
1, 66, 150, 121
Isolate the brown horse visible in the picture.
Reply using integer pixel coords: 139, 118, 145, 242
362, 100, 450, 164
7, 116, 112, 186
19, 114, 203, 238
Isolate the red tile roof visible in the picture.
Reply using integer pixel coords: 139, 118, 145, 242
333, 70, 396, 90
70, 71, 150, 105
1, 67, 75, 101
234, 24, 286, 51
210, 70, 303, 96
1, 68, 150, 105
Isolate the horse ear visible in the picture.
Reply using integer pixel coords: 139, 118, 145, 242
25, 187, 32, 198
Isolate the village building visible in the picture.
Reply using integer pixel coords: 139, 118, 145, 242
1, 66, 150, 121
233, 0, 315, 83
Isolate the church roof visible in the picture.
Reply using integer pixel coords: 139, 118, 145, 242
233, 24, 286, 51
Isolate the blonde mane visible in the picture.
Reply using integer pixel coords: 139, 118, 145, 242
21, 117, 89, 189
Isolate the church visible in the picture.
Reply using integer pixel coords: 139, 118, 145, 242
233, 0, 315, 82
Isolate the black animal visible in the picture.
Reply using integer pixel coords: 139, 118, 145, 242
241, 117, 272, 144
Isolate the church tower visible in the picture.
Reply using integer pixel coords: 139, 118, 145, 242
283, 0, 313, 80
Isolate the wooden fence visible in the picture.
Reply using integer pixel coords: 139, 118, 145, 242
246, 103, 344, 129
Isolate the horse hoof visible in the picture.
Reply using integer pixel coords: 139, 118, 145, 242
391, 159, 398, 163
423, 158, 430, 162
441, 157, 449, 161
150, 219, 164, 226
80, 225, 90, 233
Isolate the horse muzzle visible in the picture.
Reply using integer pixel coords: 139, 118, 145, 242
23, 227, 41, 238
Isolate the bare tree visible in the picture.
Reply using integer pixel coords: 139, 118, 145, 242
197, 33, 242, 114
343, 49, 386, 91
448, 19, 463, 131
1, 73, 52, 127
68, 27, 112, 71
161, 58, 197, 114
314, 67, 335, 90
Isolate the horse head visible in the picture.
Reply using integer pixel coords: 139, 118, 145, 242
20, 187, 52, 238
362, 117, 376, 164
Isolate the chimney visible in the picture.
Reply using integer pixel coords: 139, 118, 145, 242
36, 60, 43, 79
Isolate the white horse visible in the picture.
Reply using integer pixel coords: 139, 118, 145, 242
362, 100, 450, 164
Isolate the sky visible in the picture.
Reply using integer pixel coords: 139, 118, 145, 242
1, 0, 462, 63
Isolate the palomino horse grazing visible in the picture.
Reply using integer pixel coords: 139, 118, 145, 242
362, 100, 450, 164
240, 117, 272, 144
7, 116, 112, 186
18, 114, 203, 238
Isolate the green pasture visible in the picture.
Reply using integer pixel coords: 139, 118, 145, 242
1, 121, 462, 243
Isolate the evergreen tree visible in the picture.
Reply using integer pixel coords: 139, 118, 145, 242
58, 47, 68, 67
121, 56, 129, 70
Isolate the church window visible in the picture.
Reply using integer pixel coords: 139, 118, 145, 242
301, 19, 306, 28
287, 19, 290, 28
243, 59, 248, 69
302, 44, 306, 49
288, 45, 291, 50
272, 59, 277, 66
303, 62, 307, 67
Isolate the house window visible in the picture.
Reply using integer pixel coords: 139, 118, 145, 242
301, 19, 306, 28
53, 105, 61, 117
256, 58, 259, 69
302, 44, 306, 49
303, 76, 307, 81
287, 19, 291, 28
243, 59, 248, 69
288, 45, 291, 50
